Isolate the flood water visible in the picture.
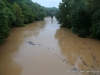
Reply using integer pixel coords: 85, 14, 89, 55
0, 17, 100, 75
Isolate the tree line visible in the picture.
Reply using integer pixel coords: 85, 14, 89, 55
44, 7, 59, 16
55, 0, 100, 39
0, 0, 58, 43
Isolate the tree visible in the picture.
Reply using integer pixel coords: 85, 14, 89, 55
0, 1, 10, 43
13, 3, 24, 27
55, 0, 92, 38
19, 3, 35, 23
90, 9, 100, 39
0, 0, 47, 43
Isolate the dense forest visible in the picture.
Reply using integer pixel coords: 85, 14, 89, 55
55, 0, 100, 39
0, 0, 58, 43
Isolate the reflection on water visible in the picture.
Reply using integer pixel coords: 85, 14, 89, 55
24, 21, 46, 37
0, 17, 100, 75
51, 18, 53, 24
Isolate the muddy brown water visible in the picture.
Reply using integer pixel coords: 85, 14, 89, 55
0, 17, 100, 75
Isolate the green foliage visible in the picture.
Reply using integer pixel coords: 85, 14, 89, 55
13, 3, 24, 27
86, 0, 100, 11
55, 11, 63, 24
90, 9, 100, 39
19, 3, 34, 24
5, 7, 16, 27
0, 1, 10, 43
70, 9, 91, 37
58, 0, 72, 28
55, 0, 100, 39
25, 1, 46, 21
0, 0, 46, 43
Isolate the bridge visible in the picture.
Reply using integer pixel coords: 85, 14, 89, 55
45, 8, 59, 16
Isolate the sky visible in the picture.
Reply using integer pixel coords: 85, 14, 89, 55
32, 0, 62, 8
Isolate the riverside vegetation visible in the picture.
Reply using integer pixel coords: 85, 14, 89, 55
55, 0, 100, 39
0, 0, 58, 43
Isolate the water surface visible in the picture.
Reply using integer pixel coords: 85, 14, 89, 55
0, 17, 100, 75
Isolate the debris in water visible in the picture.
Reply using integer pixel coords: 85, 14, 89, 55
25, 41, 43, 46
91, 66, 97, 70
89, 47, 91, 49
58, 56, 60, 58
91, 54, 98, 62
25, 41, 35, 45
63, 59, 66, 62
71, 68, 78, 74
73, 68, 77, 71
79, 56, 88, 66
83, 42, 86, 44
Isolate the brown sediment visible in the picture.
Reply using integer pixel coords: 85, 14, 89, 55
0, 17, 100, 75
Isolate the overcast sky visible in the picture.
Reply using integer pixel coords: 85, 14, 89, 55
32, 0, 62, 8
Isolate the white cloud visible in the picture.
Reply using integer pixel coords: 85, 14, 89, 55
32, 0, 61, 7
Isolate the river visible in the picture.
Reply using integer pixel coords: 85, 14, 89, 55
0, 17, 100, 75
